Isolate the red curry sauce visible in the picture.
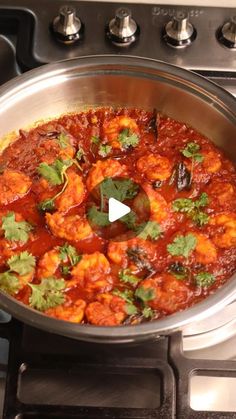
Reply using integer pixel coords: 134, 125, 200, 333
0, 108, 235, 326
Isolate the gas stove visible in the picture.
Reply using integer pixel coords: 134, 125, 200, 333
0, 1, 236, 418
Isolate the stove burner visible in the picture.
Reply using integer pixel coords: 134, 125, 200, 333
52, 5, 84, 44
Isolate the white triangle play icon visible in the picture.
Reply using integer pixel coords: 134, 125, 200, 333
108, 197, 131, 223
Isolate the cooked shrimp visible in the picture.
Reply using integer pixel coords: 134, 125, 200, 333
209, 213, 236, 248
206, 181, 235, 208
86, 159, 127, 191
68, 252, 113, 295
202, 150, 222, 173
37, 249, 61, 279
0, 170, 31, 205
55, 172, 86, 212
133, 183, 170, 225
86, 293, 127, 326
103, 116, 139, 149
107, 237, 156, 269
136, 153, 172, 181
138, 274, 192, 314
193, 232, 217, 264
46, 212, 92, 241
46, 298, 86, 323
35, 138, 75, 164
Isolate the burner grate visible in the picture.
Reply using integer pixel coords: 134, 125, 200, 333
0, 319, 236, 418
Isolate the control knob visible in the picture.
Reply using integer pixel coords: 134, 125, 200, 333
163, 11, 197, 48
106, 8, 139, 46
217, 16, 236, 49
52, 5, 83, 44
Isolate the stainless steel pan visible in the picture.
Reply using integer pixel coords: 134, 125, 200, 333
0, 55, 235, 343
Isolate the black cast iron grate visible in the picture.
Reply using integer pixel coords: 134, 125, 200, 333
0, 319, 236, 419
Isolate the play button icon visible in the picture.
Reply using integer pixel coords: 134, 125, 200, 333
86, 176, 150, 241
108, 198, 131, 222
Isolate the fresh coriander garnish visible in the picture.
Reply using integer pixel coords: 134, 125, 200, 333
2, 212, 33, 243
125, 304, 138, 316
118, 129, 139, 149
91, 135, 100, 144
29, 278, 65, 311
57, 133, 70, 149
59, 243, 81, 266
136, 221, 162, 241
172, 193, 209, 227
76, 147, 85, 162
38, 198, 55, 212
100, 178, 139, 202
0, 251, 36, 295
182, 142, 204, 163
195, 272, 215, 287
98, 144, 112, 157
119, 269, 140, 285
37, 159, 72, 186
142, 306, 155, 319
167, 234, 197, 258
112, 288, 134, 304
8, 251, 36, 275
120, 211, 137, 229
135, 286, 155, 302
87, 206, 110, 227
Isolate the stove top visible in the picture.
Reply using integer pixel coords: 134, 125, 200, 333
0, 1, 236, 418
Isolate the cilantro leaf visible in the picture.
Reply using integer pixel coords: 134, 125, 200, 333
195, 272, 215, 287
125, 303, 138, 316
137, 221, 162, 241
0, 272, 20, 295
91, 135, 100, 144
135, 287, 155, 302
76, 147, 85, 161
172, 198, 195, 213
29, 278, 66, 311
57, 133, 70, 149
182, 142, 204, 163
101, 178, 139, 202
37, 159, 72, 186
167, 234, 197, 258
119, 269, 140, 285
38, 198, 55, 212
194, 192, 209, 208
98, 144, 112, 157
112, 288, 134, 304
118, 129, 139, 149
142, 306, 155, 319
120, 211, 137, 229
59, 243, 81, 266
2, 212, 33, 243
87, 206, 110, 227
8, 251, 36, 275
192, 211, 209, 227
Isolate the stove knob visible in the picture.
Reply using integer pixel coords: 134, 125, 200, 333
163, 11, 197, 48
52, 5, 83, 44
106, 7, 139, 46
217, 16, 236, 49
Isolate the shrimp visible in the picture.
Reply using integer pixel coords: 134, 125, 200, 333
86, 293, 127, 326
46, 299, 86, 323
206, 181, 235, 208
107, 237, 157, 269
192, 232, 217, 264
103, 116, 139, 149
68, 252, 113, 295
46, 212, 92, 241
86, 159, 128, 192
37, 249, 61, 279
138, 274, 192, 314
133, 184, 170, 226
209, 213, 236, 248
136, 153, 172, 181
55, 172, 86, 212
0, 170, 31, 205
202, 150, 222, 173
35, 138, 75, 165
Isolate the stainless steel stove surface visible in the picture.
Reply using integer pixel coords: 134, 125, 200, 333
0, 1, 236, 418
